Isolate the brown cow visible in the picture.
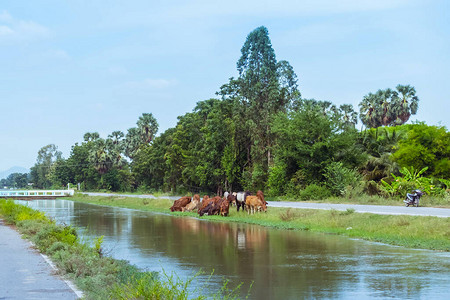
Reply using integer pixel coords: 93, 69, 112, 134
256, 190, 268, 205
198, 196, 223, 216
182, 194, 200, 212
198, 200, 221, 216
170, 196, 191, 212
221, 198, 230, 216
198, 195, 212, 213
227, 194, 236, 207
245, 195, 267, 214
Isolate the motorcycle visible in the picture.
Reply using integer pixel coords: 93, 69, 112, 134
403, 189, 424, 207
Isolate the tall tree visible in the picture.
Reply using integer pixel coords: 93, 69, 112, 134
30, 144, 62, 188
234, 26, 299, 188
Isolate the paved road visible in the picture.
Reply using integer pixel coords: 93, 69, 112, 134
267, 202, 450, 218
82, 192, 450, 218
0, 219, 81, 299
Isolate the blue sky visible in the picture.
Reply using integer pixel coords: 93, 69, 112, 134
1, 0, 449, 172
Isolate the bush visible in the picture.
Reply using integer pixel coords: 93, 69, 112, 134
299, 184, 331, 200
381, 166, 446, 197
324, 162, 363, 196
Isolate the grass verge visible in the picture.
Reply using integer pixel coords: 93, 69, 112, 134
69, 194, 450, 251
0, 199, 248, 299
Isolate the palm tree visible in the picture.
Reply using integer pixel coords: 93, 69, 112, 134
339, 104, 358, 128
108, 131, 124, 145
359, 84, 419, 128
83, 132, 100, 142
393, 84, 419, 124
137, 113, 158, 144
359, 93, 381, 128
89, 138, 111, 174
124, 127, 141, 159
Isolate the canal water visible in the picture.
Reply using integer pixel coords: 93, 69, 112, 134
18, 199, 450, 299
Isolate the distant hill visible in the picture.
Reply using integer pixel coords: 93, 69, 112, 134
0, 166, 29, 180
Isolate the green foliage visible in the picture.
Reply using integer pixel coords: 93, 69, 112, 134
30, 144, 62, 189
380, 166, 443, 197
267, 163, 288, 196
324, 162, 363, 197
272, 100, 365, 188
391, 123, 450, 179
359, 127, 402, 183
298, 184, 332, 200
0, 172, 29, 189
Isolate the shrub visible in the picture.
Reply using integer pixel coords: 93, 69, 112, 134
324, 162, 363, 196
299, 184, 331, 200
380, 166, 445, 197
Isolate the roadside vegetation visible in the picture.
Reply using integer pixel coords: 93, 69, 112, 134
68, 194, 450, 251
0, 199, 247, 299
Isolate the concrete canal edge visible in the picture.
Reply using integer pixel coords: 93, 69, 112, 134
0, 218, 83, 299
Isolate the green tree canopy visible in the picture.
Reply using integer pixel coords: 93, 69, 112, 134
359, 84, 419, 128
391, 123, 450, 179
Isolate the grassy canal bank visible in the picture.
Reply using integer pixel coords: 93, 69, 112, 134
0, 199, 245, 299
69, 194, 450, 251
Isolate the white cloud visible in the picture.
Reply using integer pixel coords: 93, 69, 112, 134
0, 10, 50, 44
0, 25, 13, 35
0, 11, 13, 22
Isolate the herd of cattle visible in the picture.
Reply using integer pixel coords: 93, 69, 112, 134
169, 191, 268, 216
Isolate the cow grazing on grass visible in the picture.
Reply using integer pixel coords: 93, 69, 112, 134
256, 190, 268, 206
182, 194, 200, 212
198, 195, 212, 212
198, 200, 221, 216
245, 191, 267, 214
170, 196, 191, 212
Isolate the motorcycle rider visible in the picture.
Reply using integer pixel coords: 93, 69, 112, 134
404, 189, 424, 206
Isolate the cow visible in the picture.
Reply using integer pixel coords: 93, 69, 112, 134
218, 196, 231, 217
245, 195, 267, 214
227, 194, 236, 207
233, 191, 252, 212
198, 201, 214, 216
170, 196, 191, 212
182, 194, 200, 212
256, 190, 268, 206
198, 195, 212, 212
198, 200, 221, 216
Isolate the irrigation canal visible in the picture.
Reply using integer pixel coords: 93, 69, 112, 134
17, 199, 450, 299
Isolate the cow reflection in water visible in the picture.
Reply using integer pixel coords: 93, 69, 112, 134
170, 216, 267, 251
236, 227, 268, 250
